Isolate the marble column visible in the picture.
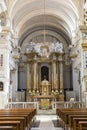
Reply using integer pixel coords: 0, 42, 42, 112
37, 63, 39, 93
59, 60, 63, 91
59, 54, 64, 100
38, 63, 41, 93
52, 54, 57, 90
49, 63, 51, 92
54, 61, 57, 90
27, 62, 31, 92
33, 58, 37, 91
52, 63, 54, 90
56, 60, 59, 90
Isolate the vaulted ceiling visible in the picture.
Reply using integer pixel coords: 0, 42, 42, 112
5, 0, 84, 45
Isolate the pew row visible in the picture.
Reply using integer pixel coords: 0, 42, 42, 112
56, 108, 87, 130
78, 121, 87, 130
0, 108, 37, 130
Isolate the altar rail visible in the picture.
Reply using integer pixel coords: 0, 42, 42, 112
51, 101, 84, 110
6, 101, 84, 110
7, 102, 39, 109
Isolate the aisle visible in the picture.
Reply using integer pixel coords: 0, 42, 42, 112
31, 115, 63, 130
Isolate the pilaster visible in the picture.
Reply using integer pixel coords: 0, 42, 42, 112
0, 27, 12, 107
80, 25, 87, 106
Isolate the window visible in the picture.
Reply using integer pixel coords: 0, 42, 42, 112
0, 82, 3, 91
84, 53, 87, 68
0, 54, 3, 67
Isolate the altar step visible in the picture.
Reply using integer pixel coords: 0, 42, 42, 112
37, 109, 56, 115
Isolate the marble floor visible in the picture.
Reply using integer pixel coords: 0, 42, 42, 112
31, 115, 64, 130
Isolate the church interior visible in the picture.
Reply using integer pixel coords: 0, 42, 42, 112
0, 0, 87, 130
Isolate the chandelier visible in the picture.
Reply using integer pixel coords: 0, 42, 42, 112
43, 0, 46, 44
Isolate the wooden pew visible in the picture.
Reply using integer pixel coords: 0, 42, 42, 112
0, 126, 16, 130
8, 108, 36, 128
0, 108, 36, 130
68, 115, 87, 129
0, 117, 25, 130
0, 114, 27, 129
56, 108, 87, 129
0, 121, 20, 130
78, 121, 87, 130
0, 113, 28, 129
63, 111, 87, 125
73, 118, 87, 130
60, 110, 87, 128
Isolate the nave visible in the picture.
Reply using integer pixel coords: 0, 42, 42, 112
31, 115, 63, 130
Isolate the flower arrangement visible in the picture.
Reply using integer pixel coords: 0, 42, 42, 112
52, 90, 59, 97
31, 90, 35, 96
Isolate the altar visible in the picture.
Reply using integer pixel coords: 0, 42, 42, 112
25, 45, 65, 105
26, 77, 59, 109
33, 95, 56, 109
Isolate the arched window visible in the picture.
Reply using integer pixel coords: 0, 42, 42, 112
0, 54, 3, 67
0, 82, 3, 91
41, 66, 49, 81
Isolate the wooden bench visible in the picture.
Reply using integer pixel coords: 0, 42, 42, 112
59, 110, 87, 128
0, 114, 27, 129
68, 115, 87, 129
56, 108, 87, 130
78, 121, 87, 130
0, 113, 29, 129
0, 121, 20, 130
0, 108, 37, 130
0, 117, 25, 130
0, 126, 16, 130
73, 118, 87, 130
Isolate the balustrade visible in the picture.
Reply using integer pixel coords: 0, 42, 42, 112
51, 101, 83, 110
7, 102, 39, 109
6, 101, 83, 110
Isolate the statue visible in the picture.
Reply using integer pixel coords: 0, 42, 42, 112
50, 43, 55, 52
56, 42, 63, 52
34, 43, 41, 53
0, 12, 6, 26
40, 45, 49, 57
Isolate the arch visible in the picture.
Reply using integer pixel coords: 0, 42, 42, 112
41, 66, 49, 81
19, 25, 71, 46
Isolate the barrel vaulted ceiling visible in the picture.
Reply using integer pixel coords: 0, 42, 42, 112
5, 0, 84, 45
